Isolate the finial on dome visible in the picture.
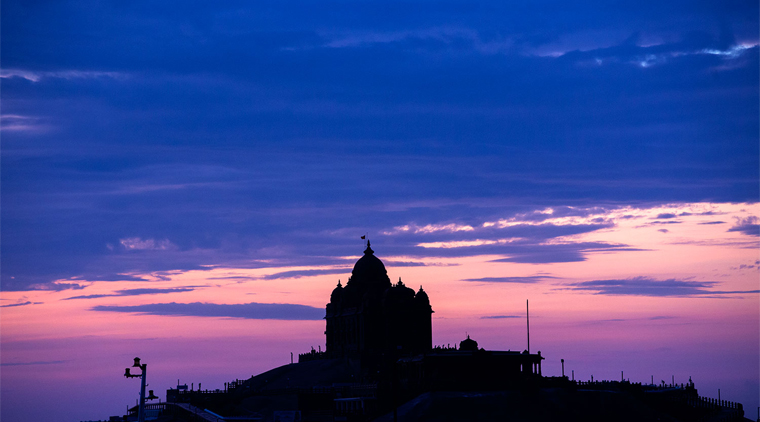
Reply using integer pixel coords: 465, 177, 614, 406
397, 277, 404, 287
337, 280, 342, 288
419, 285, 423, 291
364, 240, 374, 255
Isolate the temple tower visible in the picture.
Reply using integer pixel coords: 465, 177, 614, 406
325, 242, 433, 361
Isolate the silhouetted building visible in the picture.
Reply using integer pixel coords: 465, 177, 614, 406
153, 243, 747, 422
459, 335, 478, 351
324, 242, 433, 361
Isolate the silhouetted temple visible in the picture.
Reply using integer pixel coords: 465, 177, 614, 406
149, 243, 747, 422
300, 242, 545, 384
325, 241, 433, 360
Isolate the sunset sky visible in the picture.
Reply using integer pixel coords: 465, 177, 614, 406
1, 1, 758, 421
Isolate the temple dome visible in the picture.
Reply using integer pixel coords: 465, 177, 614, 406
341, 241, 392, 307
459, 335, 478, 351
350, 241, 390, 285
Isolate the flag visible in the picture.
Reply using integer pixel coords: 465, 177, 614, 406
361, 235, 366, 239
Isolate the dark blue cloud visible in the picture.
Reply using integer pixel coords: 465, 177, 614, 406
0, 301, 40, 308
384, 260, 442, 267
580, 315, 678, 324
728, 216, 759, 236
480, 315, 521, 319
563, 276, 760, 297
91, 302, 324, 320
63, 287, 195, 300
464, 276, 559, 284
1, 0, 757, 290
26, 283, 87, 292
486, 242, 644, 264
263, 268, 351, 280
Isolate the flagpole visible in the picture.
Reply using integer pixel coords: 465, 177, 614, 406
527, 299, 530, 353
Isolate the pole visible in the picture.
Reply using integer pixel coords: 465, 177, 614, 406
561, 359, 565, 378
526, 300, 530, 353
139, 364, 147, 422
571, 370, 574, 381
718, 388, 720, 401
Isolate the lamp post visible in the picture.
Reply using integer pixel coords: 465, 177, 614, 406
124, 357, 158, 422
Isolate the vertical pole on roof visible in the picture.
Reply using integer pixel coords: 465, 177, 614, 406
526, 300, 530, 353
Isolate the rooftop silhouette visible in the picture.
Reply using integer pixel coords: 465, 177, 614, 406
130, 244, 749, 422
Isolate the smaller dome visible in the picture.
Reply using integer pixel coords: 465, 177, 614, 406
414, 285, 433, 313
459, 335, 478, 351
330, 280, 343, 303
415, 286, 429, 303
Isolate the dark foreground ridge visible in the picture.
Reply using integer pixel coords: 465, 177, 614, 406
112, 244, 751, 422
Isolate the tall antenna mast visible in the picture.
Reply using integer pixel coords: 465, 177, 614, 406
526, 299, 530, 353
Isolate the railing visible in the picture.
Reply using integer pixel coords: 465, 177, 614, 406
572, 380, 744, 420
127, 402, 168, 416
574, 380, 686, 390
298, 349, 328, 362
686, 395, 744, 420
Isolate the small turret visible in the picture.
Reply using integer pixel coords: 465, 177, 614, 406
415, 285, 429, 303
330, 280, 343, 304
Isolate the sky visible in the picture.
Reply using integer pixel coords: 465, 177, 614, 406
1, 1, 758, 421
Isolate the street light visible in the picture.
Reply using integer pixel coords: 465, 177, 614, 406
124, 357, 157, 422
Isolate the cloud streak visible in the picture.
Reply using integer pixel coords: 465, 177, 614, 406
0, 301, 41, 308
27, 282, 87, 292
91, 302, 324, 320
0, 68, 126, 83
64, 287, 196, 300
563, 277, 760, 297
487, 242, 645, 264
728, 216, 759, 237
464, 275, 560, 284
119, 238, 177, 251
262, 268, 350, 280
0, 360, 67, 367
480, 315, 521, 319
